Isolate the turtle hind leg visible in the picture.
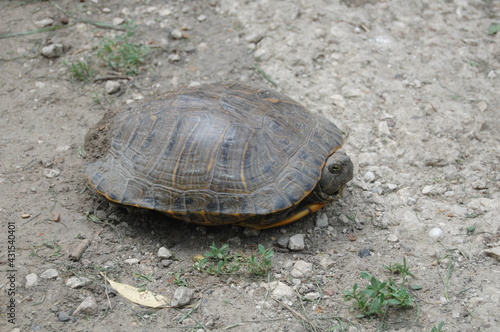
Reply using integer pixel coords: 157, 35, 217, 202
242, 203, 326, 230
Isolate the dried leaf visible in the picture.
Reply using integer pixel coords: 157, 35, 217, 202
101, 273, 170, 308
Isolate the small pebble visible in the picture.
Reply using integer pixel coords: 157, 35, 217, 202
315, 213, 329, 227
171, 286, 194, 307
41, 44, 64, 58
161, 259, 173, 267
58, 311, 71, 322
291, 260, 313, 278
428, 228, 444, 240
245, 32, 264, 44
168, 53, 181, 62
271, 281, 295, 300
422, 185, 433, 195
477, 100, 488, 112
288, 234, 305, 251
112, 17, 125, 26
387, 234, 399, 242
73, 296, 98, 316
304, 292, 321, 301
159, 8, 172, 16
65, 276, 91, 289
35, 18, 54, 28
197, 14, 207, 22
105, 80, 121, 95
25, 273, 38, 288
276, 236, 289, 248
21, 213, 31, 219
363, 171, 376, 183
484, 247, 500, 261
157, 247, 172, 259
358, 248, 371, 258
40, 268, 59, 280
124, 258, 140, 265
43, 168, 61, 178
171, 29, 183, 39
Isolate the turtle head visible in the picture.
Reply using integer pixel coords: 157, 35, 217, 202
316, 149, 353, 199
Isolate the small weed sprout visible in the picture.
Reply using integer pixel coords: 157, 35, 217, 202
96, 23, 150, 75
343, 258, 415, 318
383, 257, 414, 283
430, 322, 445, 332
194, 243, 273, 277
64, 59, 95, 82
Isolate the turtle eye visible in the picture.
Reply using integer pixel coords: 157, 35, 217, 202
329, 164, 342, 174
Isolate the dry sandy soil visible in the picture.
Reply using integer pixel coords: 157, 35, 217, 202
1, 0, 499, 331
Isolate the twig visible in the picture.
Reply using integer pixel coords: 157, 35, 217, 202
94, 75, 132, 82
103, 275, 113, 310
69, 238, 91, 261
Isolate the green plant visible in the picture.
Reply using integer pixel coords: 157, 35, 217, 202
95, 23, 149, 75
383, 257, 414, 283
64, 59, 95, 81
194, 243, 273, 277
247, 244, 274, 276
343, 271, 414, 318
430, 322, 445, 332
170, 269, 189, 287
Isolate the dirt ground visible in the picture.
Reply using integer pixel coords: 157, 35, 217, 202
1, 0, 499, 331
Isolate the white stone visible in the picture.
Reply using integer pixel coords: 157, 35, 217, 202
428, 228, 444, 240
387, 234, 399, 242
245, 32, 264, 44
291, 260, 313, 278
25, 273, 38, 288
271, 281, 296, 300
157, 247, 172, 259
315, 213, 329, 227
40, 268, 59, 279
484, 247, 500, 261
319, 255, 335, 270
171, 286, 194, 307
73, 296, 98, 316
197, 14, 207, 22
304, 292, 321, 301
363, 171, 376, 183
422, 185, 434, 195
65, 276, 91, 289
124, 258, 140, 265
254, 48, 270, 61
112, 17, 125, 26
171, 29, 183, 39
105, 81, 121, 95
159, 8, 172, 16
288, 234, 305, 251
43, 168, 61, 178
41, 44, 64, 58
35, 18, 54, 28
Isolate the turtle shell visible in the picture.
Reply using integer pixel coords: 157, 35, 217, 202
85, 82, 344, 225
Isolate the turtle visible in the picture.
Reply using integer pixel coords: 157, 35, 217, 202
84, 82, 353, 229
